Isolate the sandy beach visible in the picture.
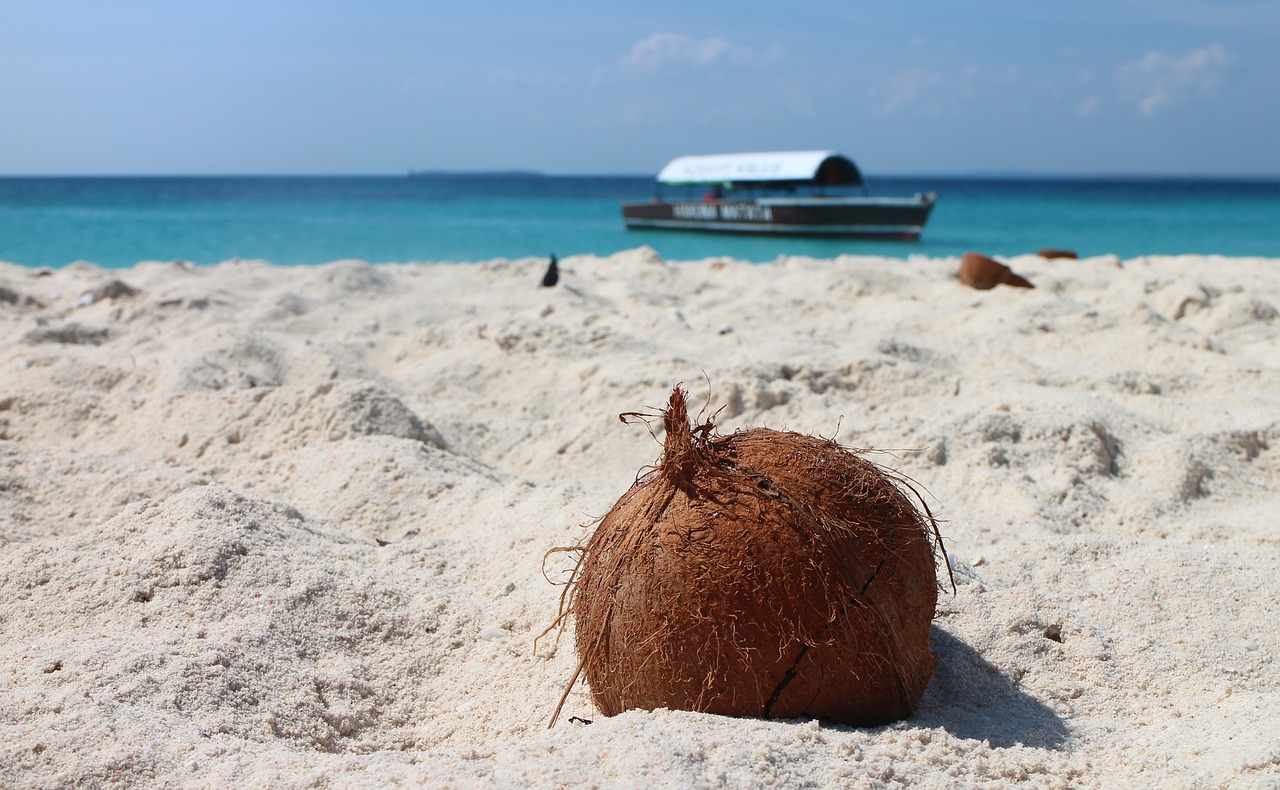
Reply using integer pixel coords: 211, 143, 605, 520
1, 249, 1277, 787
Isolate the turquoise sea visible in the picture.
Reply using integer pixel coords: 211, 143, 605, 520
1, 174, 1278, 268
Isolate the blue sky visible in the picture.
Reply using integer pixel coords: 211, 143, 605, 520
2, 1, 1277, 176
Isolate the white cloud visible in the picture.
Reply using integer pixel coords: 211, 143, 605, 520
619, 33, 765, 74
870, 65, 980, 116
1076, 96, 1099, 117
1117, 44, 1228, 115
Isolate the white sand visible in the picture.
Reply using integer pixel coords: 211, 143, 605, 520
1, 250, 1277, 788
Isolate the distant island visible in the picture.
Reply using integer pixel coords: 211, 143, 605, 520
407, 169, 545, 178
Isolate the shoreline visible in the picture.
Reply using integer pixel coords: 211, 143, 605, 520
6, 248, 1279, 272
2, 251, 1278, 786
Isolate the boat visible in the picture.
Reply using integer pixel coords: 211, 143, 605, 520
621, 151, 936, 239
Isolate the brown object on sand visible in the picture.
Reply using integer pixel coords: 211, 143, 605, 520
959, 252, 1035, 290
1037, 248, 1078, 260
551, 386, 942, 727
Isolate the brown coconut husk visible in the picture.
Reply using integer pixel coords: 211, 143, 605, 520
959, 252, 1035, 290
1037, 248, 1078, 260
548, 387, 944, 727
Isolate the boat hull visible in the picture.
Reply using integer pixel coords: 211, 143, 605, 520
621, 196, 935, 240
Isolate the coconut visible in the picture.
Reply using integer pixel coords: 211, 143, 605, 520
551, 386, 943, 726
959, 252, 1035, 290
1037, 248, 1078, 260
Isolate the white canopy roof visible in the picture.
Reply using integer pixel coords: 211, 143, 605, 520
655, 150, 861, 185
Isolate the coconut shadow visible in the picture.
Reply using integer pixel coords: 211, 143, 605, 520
912, 625, 1069, 749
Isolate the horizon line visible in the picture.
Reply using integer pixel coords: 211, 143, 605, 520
3, 170, 1280, 181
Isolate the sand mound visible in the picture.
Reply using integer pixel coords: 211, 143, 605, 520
0, 485, 465, 783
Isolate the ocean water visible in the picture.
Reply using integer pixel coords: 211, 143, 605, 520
1, 174, 1278, 269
